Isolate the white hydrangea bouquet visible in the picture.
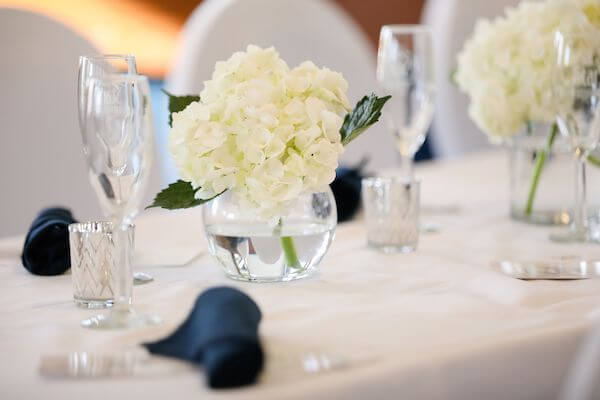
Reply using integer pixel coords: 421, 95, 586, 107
455, 0, 600, 216
150, 45, 389, 213
148, 46, 389, 275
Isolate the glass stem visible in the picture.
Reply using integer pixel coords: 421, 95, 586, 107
113, 221, 133, 313
573, 148, 588, 234
399, 154, 414, 180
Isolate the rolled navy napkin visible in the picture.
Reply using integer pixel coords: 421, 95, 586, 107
144, 287, 263, 388
21, 207, 77, 276
330, 162, 366, 223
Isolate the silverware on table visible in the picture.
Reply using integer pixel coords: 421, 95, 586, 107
39, 348, 190, 379
302, 352, 350, 373
40, 348, 375, 379
133, 272, 154, 285
495, 257, 600, 280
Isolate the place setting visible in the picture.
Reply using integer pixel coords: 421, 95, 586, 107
22, 42, 394, 386
4, 0, 600, 398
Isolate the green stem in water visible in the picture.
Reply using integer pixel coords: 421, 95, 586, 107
276, 219, 300, 269
589, 154, 600, 167
280, 235, 300, 268
524, 124, 558, 216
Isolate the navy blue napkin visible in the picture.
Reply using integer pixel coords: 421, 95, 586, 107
144, 287, 263, 388
330, 163, 365, 223
21, 207, 77, 276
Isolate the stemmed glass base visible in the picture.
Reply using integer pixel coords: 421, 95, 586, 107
550, 226, 600, 244
81, 308, 161, 330
133, 272, 154, 285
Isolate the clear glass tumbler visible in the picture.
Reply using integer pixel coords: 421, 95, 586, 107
69, 221, 133, 308
362, 177, 420, 253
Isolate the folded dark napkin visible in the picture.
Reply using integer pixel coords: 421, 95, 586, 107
330, 163, 365, 223
144, 287, 263, 388
21, 207, 77, 276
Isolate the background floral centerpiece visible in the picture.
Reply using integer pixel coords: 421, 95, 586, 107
455, 0, 600, 223
150, 45, 389, 281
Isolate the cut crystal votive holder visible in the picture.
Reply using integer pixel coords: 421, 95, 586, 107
68, 221, 133, 308
362, 177, 420, 253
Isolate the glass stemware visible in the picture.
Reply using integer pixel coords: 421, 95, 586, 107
79, 73, 160, 329
551, 31, 600, 243
78, 55, 154, 283
377, 25, 435, 179
78, 55, 137, 138
78, 55, 154, 223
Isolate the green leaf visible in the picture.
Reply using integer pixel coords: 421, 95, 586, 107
146, 180, 220, 210
340, 93, 392, 146
449, 68, 458, 85
162, 89, 200, 127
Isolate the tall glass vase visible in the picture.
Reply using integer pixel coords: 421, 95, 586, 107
510, 122, 600, 225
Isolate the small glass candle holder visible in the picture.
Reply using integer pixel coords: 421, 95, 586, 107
361, 177, 420, 253
68, 221, 133, 308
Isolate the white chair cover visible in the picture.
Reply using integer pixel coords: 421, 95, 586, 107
161, 0, 397, 183
0, 8, 163, 236
0, 8, 101, 236
422, 0, 520, 158
559, 323, 600, 400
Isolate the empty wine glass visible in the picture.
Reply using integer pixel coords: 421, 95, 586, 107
377, 25, 435, 179
78, 55, 154, 283
551, 31, 600, 243
78, 55, 137, 137
79, 73, 160, 329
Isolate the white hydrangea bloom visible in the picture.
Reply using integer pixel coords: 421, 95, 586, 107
455, 0, 600, 141
168, 45, 351, 217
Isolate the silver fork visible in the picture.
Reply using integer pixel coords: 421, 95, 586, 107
302, 352, 350, 373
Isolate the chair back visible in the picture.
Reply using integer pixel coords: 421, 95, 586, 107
559, 324, 600, 400
0, 8, 101, 236
0, 8, 164, 236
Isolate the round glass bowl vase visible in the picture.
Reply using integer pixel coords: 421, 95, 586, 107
202, 188, 337, 282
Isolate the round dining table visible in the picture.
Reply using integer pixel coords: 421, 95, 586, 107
2, 150, 600, 400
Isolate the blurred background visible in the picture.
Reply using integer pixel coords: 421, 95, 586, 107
0, 0, 425, 77
0, 0, 430, 176
1, 0, 492, 236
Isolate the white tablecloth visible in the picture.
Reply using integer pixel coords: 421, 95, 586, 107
2, 151, 600, 400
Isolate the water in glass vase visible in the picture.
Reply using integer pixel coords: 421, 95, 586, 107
205, 221, 335, 282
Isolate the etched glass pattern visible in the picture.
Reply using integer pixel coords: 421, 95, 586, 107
362, 178, 420, 253
69, 222, 125, 308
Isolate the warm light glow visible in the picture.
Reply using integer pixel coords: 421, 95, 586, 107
0, 0, 181, 77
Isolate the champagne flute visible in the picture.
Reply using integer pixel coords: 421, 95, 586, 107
78, 55, 154, 283
78, 55, 137, 134
79, 73, 160, 329
551, 31, 600, 243
377, 25, 435, 179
